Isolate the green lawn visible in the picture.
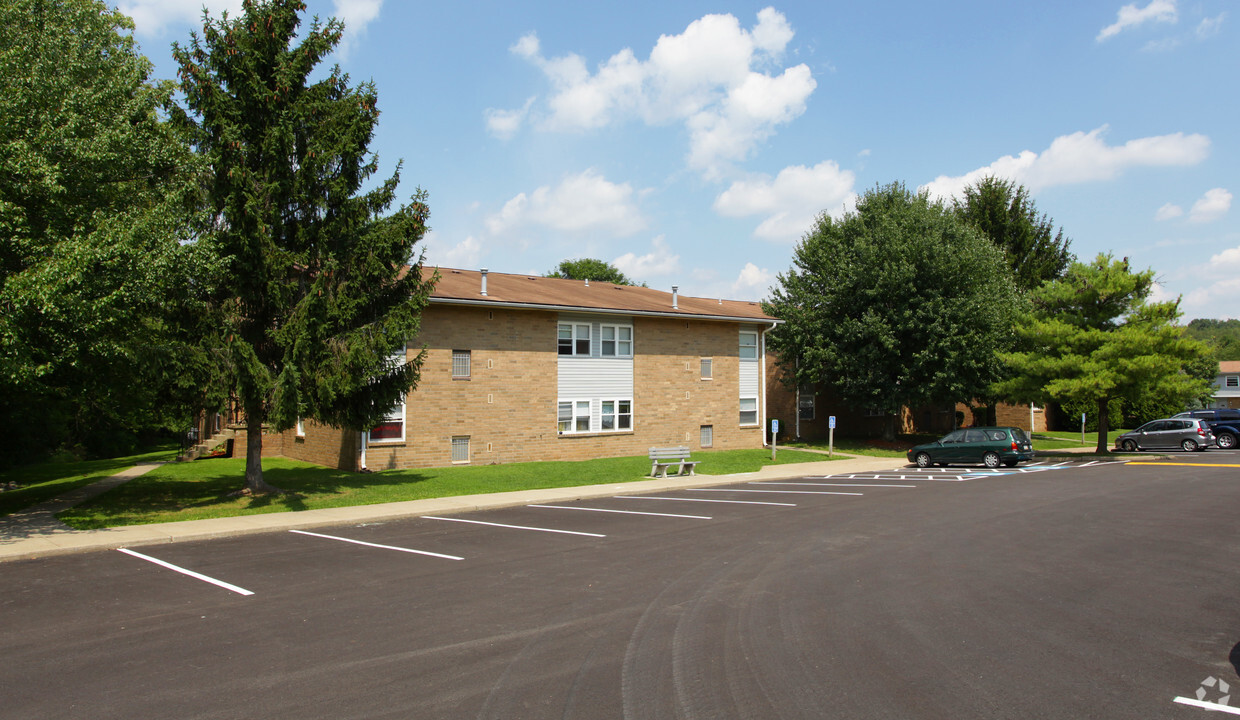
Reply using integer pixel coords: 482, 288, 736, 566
785, 435, 939, 458
1031, 430, 1131, 450
0, 445, 178, 518
57, 447, 832, 529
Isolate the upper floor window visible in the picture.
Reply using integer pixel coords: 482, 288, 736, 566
1227, 375, 1239, 388
558, 323, 591, 356
600, 325, 633, 357
739, 331, 758, 360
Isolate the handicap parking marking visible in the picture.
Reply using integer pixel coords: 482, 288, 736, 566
422, 516, 606, 538
617, 496, 797, 507
1172, 697, 1240, 715
528, 504, 712, 520
289, 529, 464, 560
117, 548, 255, 597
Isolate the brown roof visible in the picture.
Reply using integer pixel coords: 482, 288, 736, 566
1219, 360, 1240, 373
422, 267, 778, 323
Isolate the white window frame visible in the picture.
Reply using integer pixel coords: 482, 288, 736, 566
700, 357, 713, 380
600, 399, 633, 432
739, 331, 758, 360
452, 349, 471, 379
451, 436, 470, 464
1226, 375, 1239, 388
558, 399, 592, 434
558, 323, 591, 356
600, 324, 633, 358
370, 399, 406, 443
739, 397, 759, 426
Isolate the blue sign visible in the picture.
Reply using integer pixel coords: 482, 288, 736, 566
771, 419, 779, 433
829, 415, 837, 429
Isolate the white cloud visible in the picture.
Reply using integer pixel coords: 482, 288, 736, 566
332, 0, 384, 59
1170, 245, 1240, 319
1155, 203, 1184, 221
1196, 13, 1226, 38
730, 262, 775, 300
920, 126, 1210, 202
1189, 188, 1232, 223
612, 236, 681, 278
1097, 0, 1178, 41
119, 0, 242, 35
484, 98, 535, 140
485, 169, 647, 238
714, 161, 857, 241
421, 232, 483, 269
497, 8, 815, 177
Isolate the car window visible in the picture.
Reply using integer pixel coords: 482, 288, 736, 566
989, 430, 1008, 441
1173, 412, 1191, 418
1011, 428, 1029, 442
1171, 420, 1189, 430
942, 430, 966, 443
1218, 410, 1240, 421
1141, 421, 1165, 432
965, 429, 987, 443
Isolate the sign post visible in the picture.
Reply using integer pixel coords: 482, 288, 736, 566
770, 419, 779, 461
829, 415, 836, 457
1081, 412, 1086, 445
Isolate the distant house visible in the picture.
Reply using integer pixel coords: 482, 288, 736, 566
1210, 360, 1240, 409
235, 267, 781, 470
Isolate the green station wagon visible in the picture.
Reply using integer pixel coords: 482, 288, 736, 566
906, 426, 1034, 468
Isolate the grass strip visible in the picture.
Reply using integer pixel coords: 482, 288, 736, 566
58, 448, 831, 529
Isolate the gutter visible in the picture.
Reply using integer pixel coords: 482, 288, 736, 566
430, 297, 781, 326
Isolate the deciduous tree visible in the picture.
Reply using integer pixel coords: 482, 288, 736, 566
994, 254, 1213, 453
173, 0, 434, 493
546, 258, 641, 286
765, 182, 1024, 440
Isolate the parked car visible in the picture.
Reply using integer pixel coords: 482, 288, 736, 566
1115, 418, 1216, 452
1172, 409, 1240, 449
906, 426, 1034, 468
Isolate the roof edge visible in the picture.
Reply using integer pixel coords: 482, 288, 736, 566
428, 297, 782, 324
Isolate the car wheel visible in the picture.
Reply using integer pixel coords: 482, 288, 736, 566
1181, 439, 1198, 452
1217, 433, 1237, 449
915, 452, 932, 468
1121, 439, 1138, 452
983, 451, 1001, 468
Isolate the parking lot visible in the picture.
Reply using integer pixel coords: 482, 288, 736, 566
2, 456, 1238, 719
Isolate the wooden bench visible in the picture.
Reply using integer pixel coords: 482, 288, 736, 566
649, 446, 700, 478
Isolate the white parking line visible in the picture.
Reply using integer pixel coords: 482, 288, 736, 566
1172, 697, 1240, 715
692, 488, 864, 496
289, 529, 464, 560
758, 481, 916, 488
528, 504, 711, 519
117, 548, 254, 596
618, 496, 797, 506
422, 516, 605, 537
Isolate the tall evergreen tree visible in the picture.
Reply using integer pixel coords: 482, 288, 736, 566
995, 254, 1212, 453
173, 0, 434, 493
955, 176, 1073, 293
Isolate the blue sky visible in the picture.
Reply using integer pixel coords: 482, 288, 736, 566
123, 0, 1235, 320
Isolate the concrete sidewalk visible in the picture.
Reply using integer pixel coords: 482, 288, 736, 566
0, 454, 910, 564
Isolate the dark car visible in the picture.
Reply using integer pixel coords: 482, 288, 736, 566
1172, 409, 1240, 449
1115, 418, 1216, 452
907, 426, 1034, 468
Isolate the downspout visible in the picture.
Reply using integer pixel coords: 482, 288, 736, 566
761, 321, 778, 447
358, 430, 368, 471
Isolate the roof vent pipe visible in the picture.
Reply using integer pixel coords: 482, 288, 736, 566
672, 285, 679, 310
585, 278, 589, 287
480, 268, 488, 296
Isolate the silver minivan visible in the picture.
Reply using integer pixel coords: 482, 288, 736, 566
1115, 418, 1216, 452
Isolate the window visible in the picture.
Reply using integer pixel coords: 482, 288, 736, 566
942, 429, 966, 443
452, 350, 471, 378
451, 436, 470, 463
1227, 376, 1239, 388
558, 323, 591, 356
700, 357, 713, 380
558, 400, 591, 433
798, 383, 814, 420
739, 331, 758, 360
700, 425, 713, 448
739, 397, 758, 425
370, 400, 405, 442
600, 325, 633, 357
601, 400, 632, 431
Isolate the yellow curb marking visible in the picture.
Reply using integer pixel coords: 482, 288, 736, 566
1127, 462, 1240, 468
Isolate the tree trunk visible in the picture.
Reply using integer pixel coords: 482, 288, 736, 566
1095, 395, 1110, 454
244, 409, 281, 495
